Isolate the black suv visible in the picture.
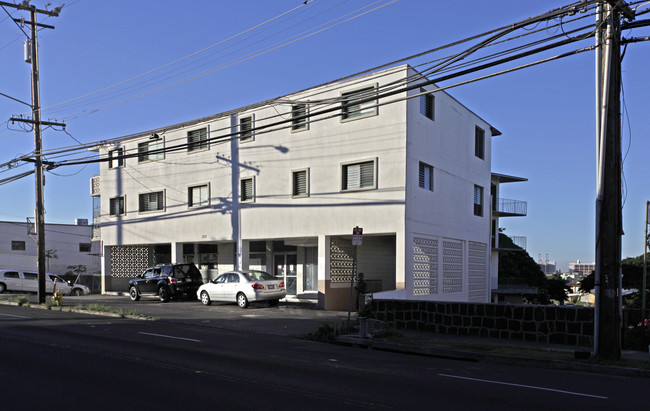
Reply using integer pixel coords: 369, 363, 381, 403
128, 263, 203, 302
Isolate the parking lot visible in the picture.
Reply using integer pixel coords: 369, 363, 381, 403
12, 292, 348, 337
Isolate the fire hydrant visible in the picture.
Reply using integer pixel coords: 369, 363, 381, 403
53, 290, 63, 306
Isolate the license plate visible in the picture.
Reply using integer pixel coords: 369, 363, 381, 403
268, 285, 275, 289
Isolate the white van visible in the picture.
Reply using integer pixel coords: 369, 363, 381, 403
0, 270, 90, 295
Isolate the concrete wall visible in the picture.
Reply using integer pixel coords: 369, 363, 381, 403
372, 299, 594, 347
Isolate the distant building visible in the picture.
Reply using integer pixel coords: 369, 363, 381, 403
0, 220, 100, 277
569, 260, 595, 276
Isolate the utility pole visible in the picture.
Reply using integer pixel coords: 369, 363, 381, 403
642, 201, 649, 321
2, 2, 63, 303
593, 0, 634, 361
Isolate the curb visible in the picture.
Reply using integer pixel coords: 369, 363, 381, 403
0, 299, 152, 320
337, 335, 650, 378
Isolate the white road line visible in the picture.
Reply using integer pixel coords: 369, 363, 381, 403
0, 312, 31, 319
138, 332, 202, 343
437, 374, 608, 399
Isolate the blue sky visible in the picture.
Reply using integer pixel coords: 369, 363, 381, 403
1, 0, 649, 271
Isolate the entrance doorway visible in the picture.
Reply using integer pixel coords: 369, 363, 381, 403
274, 253, 297, 296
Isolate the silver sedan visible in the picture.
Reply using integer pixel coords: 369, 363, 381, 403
197, 270, 287, 308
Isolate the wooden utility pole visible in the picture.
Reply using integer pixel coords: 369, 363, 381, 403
594, 0, 634, 361
2, 2, 63, 303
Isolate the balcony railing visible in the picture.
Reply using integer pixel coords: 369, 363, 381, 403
90, 175, 100, 196
493, 235, 527, 251
493, 198, 527, 217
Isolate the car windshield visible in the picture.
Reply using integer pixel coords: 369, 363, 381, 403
242, 271, 274, 282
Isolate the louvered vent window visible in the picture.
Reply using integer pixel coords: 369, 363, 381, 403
240, 116, 254, 142
475, 126, 485, 159
108, 148, 124, 168
188, 128, 208, 152
241, 178, 254, 202
109, 196, 125, 216
419, 162, 433, 191
343, 160, 375, 191
292, 169, 308, 197
138, 139, 164, 162
474, 185, 483, 217
291, 104, 308, 131
139, 191, 164, 212
420, 90, 434, 120
341, 86, 376, 120
188, 184, 209, 207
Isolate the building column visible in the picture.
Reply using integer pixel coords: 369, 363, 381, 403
317, 234, 329, 309
170, 242, 183, 264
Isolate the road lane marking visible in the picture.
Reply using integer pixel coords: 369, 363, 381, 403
438, 374, 608, 399
138, 332, 202, 343
0, 313, 31, 319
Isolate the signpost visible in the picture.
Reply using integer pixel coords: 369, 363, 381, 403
347, 226, 362, 322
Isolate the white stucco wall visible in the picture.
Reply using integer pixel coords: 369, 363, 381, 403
0, 221, 100, 275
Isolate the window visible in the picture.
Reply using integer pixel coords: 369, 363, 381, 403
11, 240, 26, 251
240, 177, 254, 202
291, 104, 308, 131
109, 196, 125, 216
474, 185, 484, 217
342, 159, 376, 191
139, 191, 164, 212
420, 89, 434, 120
79, 243, 92, 252
239, 115, 254, 142
188, 184, 209, 208
419, 162, 433, 191
475, 126, 485, 160
108, 148, 124, 168
341, 86, 376, 120
292, 169, 308, 197
4, 271, 19, 278
23, 272, 37, 280
188, 128, 208, 152
138, 139, 164, 162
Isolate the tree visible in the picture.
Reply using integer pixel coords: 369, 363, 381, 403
497, 233, 567, 304
45, 249, 58, 272
579, 254, 648, 308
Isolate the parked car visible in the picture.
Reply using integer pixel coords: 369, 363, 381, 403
128, 263, 203, 302
197, 270, 286, 308
0, 270, 90, 295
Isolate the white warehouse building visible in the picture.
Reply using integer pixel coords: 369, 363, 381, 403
90, 65, 526, 310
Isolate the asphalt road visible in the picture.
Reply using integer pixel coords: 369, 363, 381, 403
0, 304, 646, 410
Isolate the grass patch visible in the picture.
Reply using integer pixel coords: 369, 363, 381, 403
304, 322, 337, 343
0, 295, 30, 305
71, 304, 147, 318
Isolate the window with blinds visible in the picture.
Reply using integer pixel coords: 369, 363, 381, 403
240, 177, 254, 202
139, 191, 164, 212
419, 162, 433, 191
341, 86, 376, 120
188, 184, 209, 207
291, 104, 308, 131
138, 139, 164, 162
188, 128, 208, 152
292, 169, 308, 197
342, 160, 376, 191
475, 126, 485, 159
109, 196, 125, 216
420, 90, 434, 120
108, 148, 124, 168
473, 185, 483, 217
239, 115, 254, 142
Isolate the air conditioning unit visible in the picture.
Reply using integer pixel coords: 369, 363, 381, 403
75, 219, 89, 226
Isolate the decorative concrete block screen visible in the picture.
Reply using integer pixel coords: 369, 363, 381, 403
372, 300, 594, 347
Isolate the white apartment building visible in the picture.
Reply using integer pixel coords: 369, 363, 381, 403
90, 65, 526, 310
0, 220, 100, 277
569, 261, 595, 277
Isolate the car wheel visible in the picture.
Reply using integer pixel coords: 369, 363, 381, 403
72, 288, 83, 296
237, 292, 249, 309
268, 299, 279, 307
129, 286, 140, 301
158, 286, 170, 302
0, 282, 5, 293
200, 291, 211, 306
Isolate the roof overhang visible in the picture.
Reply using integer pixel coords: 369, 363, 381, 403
491, 172, 527, 184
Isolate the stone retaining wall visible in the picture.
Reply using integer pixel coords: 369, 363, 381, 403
371, 300, 594, 347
